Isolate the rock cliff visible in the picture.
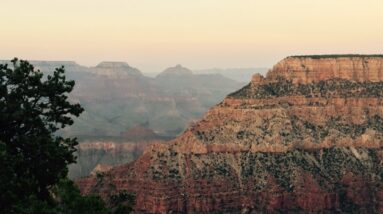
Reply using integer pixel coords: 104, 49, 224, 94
77, 55, 383, 213
267, 55, 383, 83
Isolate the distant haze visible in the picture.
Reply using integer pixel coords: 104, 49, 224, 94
1, 0, 382, 72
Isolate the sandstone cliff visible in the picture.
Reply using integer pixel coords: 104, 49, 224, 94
267, 55, 383, 83
78, 55, 383, 213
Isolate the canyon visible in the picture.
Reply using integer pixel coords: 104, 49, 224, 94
29, 61, 245, 138
0, 60, 248, 178
78, 55, 383, 213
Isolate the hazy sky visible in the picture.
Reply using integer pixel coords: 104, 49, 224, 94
0, 0, 382, 73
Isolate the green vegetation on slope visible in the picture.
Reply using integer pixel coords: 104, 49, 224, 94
230, 77, 383, 99
137, 147, 381, 213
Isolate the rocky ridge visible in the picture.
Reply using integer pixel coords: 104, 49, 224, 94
78, 55, 383, 213
91, 61, 143, 78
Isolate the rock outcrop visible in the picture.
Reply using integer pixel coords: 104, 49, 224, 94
268, 55, 383, 83
77, 55, 383, 213
92, 61, 143, 78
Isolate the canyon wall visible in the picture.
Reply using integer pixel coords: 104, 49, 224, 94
267, 55, 383, 83
78, 56, 383, 213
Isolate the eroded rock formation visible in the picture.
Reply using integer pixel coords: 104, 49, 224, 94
77, 55, 383, 213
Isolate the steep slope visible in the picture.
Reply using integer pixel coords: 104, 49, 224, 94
78, 55, 383, 213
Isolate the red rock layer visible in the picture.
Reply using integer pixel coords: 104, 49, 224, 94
267, 56, 383, 83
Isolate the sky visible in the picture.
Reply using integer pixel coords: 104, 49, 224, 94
0, 0, 382, 73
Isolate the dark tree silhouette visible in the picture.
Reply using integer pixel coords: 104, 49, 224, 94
0, 58, 134, 213
0, 58, 85, 211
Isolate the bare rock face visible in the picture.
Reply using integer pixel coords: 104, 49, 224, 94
77, 55, 383, 213
268, 55, 383, 83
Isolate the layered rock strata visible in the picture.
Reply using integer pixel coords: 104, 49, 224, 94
78, 55, 383, 213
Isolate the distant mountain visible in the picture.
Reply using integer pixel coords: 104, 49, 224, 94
154, 65, 243, 107
90, 61, 142, 78
194, 67, 268, 82
0, 60, 244, 139
0, 59, 247, 179
156, 64, 193, 77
